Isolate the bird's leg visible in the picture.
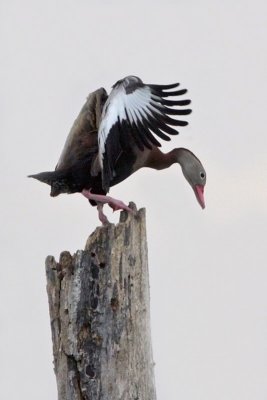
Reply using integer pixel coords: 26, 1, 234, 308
82, 189, 133, 213
96, 203, 109, 225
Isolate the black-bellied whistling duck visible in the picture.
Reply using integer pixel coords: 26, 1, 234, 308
29, 76, 206, 224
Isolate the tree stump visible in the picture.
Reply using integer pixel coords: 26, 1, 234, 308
45, 204, 156, 400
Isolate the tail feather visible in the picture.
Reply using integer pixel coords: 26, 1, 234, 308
28, 171, 57, 185
28, 170, 69, 197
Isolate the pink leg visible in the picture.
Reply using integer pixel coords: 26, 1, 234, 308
82, 189, 133, 213
97, 203, 109, 225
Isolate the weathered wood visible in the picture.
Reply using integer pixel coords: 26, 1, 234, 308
45, 204, 156, 400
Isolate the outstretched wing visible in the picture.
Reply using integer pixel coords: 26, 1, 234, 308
98, 75, 192, 191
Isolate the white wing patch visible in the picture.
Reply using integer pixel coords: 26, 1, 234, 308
98, 84, 152, 167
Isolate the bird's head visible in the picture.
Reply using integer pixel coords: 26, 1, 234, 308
176, 148, 206, 209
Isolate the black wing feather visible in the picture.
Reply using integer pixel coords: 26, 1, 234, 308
151, 88, 188, 97
152, 97, 191, 107
149, 83, 180, 90
146, 114, 178, 136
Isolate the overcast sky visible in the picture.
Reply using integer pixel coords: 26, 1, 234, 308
1, 1, 267, 399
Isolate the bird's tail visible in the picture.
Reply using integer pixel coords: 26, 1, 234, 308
28, 171, 57, 185
28, 170, 68, 197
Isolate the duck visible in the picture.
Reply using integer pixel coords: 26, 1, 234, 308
29, 75, 206, 224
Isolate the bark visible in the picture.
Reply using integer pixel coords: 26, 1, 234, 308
45, 204, 156, 400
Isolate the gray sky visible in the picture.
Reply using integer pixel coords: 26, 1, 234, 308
1, 1, 267, 399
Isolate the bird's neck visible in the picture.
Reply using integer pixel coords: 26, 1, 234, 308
169, 148, 195, 168
146, 147, 191, 170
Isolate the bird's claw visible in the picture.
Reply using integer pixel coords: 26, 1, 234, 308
108, 200, 133, 213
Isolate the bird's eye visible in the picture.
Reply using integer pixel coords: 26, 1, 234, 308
200, 172, 205, 179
